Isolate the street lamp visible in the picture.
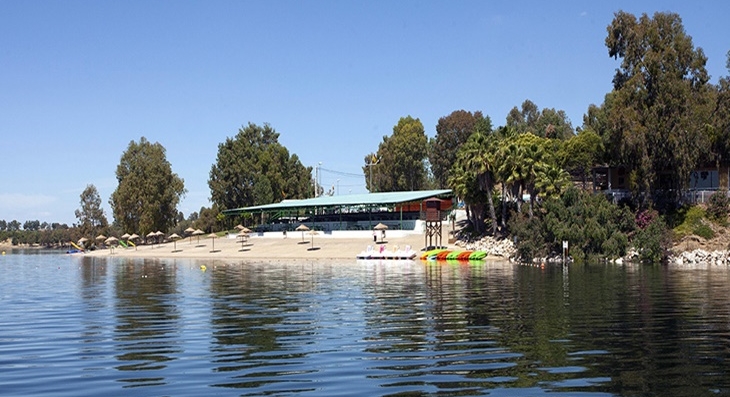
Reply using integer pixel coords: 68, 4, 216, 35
314, 162, 322, 197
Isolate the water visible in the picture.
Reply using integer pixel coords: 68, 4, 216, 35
1, 251, 730, 396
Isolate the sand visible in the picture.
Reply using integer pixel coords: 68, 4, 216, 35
81, 229, 455, 262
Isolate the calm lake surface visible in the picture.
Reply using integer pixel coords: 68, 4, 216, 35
2, 250, 730, 396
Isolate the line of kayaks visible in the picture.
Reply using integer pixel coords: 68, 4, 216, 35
419, 249, 488, 261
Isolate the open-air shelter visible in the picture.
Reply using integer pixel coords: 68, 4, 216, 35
221, 189, 452, 232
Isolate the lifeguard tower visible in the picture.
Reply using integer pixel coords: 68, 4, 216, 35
424, 198, 443, 249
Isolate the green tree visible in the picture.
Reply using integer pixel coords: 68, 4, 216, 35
450, 129, 499, 234
496, 133, 552, 218
560, 128, 604, 188
506, 99, 574, 139
209, 123, 312, 210
110, 137, 186, 235
364, 116, 429, 192
429, 110, 491, 189
602, 11, 713, 208
709, 51, 730, 173
74, 184, 108, 238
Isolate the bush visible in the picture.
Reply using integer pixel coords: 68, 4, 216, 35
633, 215, 671, 264
506, 186, 635, 262
706, 191, 730, 225
508, 211, 547, 261
673, 206, 714, 239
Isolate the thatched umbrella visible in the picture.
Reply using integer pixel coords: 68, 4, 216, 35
192, 229, 204, 245
307, 230, 319, 250
169, 233, 181, 252
119, 233, 131, 249
104, 236, 118, 254
374, 223, 388, 242
184, 227, 196, 244
78, 237, 88, 249
235, 224, 245, 231
237, 229, 250, 249
129, 234, 140, 250
208, 232, 218, 252
146, 231, 157, 247
295, 224, 310, 241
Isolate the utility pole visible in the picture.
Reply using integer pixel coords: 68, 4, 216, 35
367, 155, 379, 193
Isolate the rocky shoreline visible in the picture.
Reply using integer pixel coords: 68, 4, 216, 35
453, 234, 516, 259
670, 249, 730, 266
453, 232, 730, 267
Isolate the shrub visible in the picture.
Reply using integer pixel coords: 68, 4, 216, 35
673, 206, 714, 239
633, 215, 671, 264
706, 191, 730, 225
507, 211, 547, 261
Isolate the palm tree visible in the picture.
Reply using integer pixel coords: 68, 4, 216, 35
535, 162, 572, 199
457, 131, 499, 234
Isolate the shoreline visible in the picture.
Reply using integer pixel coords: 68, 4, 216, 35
78, 231, 457, 262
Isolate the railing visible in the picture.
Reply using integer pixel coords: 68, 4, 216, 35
600, 188, 730, 205
682, 189, 729, 205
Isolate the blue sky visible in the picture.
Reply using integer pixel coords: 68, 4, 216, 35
1, 1, 728, 226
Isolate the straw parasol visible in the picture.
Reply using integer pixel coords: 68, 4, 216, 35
169, 233, 181, 252
96, 234, 107, 241
128, 233, 140, 250
374, 223, 388, 230
235, 224, 245, 231
237, 229, 250, 249
208, 232, 218, 252
192, 229, 204, 245
120, 233, 131, 240
104, 236, 118, 254
185, 227, 196, 244
295, 224, 310, 241
146, 231, 157, 247
374, 223, 388, 242
308, 229, 319, 250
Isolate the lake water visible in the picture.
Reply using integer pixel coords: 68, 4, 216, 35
1, 250, 730, 396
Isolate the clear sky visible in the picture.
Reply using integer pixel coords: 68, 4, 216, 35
1, 1, 728, 226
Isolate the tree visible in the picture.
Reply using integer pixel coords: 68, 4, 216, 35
110, 137, 186, 235
450, 129, 499, 234
75, 184, 108, 237
506, 99, 574, 139
22, 220, 40, 231
602, 11, 713, 208
363, 116, 429, 192
429, 110, 491, 188
709, 51, 730, 173
209, 123, 312, 211
560, 128, 604, 188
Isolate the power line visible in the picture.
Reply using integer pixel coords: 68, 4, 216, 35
319, 167, 364, 179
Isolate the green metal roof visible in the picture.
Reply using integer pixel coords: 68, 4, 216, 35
222, 189, 452, 214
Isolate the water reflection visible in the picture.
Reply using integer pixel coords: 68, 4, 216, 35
3, 253, 730, 396
112, 259, 182, 387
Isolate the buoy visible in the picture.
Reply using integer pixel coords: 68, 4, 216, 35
200, 265, 207, 271
1, 251, 5, 255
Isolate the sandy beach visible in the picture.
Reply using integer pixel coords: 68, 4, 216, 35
81, 228, 456, 262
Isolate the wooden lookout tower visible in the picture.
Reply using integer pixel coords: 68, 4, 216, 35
424, 198, 443, 249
